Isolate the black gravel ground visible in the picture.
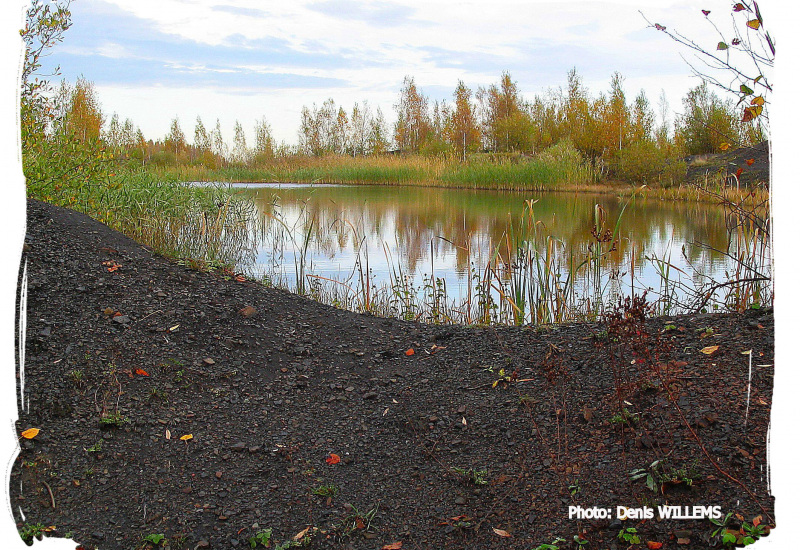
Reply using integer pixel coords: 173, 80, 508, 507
11, 199, 774, 550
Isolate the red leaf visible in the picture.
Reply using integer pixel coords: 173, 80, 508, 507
746, 158, 755, 166
382, 543, 403, 550
736, 168, 744, 177
733, 3, 746, 12
647, 542, 664, 550
326, 453, 341, 465
405, 348, 415, 356
135, 368, 149, 376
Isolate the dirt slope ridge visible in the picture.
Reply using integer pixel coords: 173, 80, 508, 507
12, 199, 774, 549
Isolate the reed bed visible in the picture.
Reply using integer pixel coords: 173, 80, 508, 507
254, 192, 772, 326
28, 168, 265, 269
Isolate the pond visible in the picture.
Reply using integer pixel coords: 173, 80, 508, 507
218, 183, 770, 324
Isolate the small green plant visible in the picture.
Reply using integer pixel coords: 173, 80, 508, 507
249, 528, 273, 548
663, 323, 677, 331
69, 369, 84, 386
149, 387, 168, 401
697, 326, 714, 336
311, 484, 339, 498
573, 533, 589, 546
610, 408, 639, 426
100, 411, 129, 426
18, 523, 50, 545
630, 460, 662, 492
340, 503, 379, 536
484, 366, 514, 387
710, 512, 770, 547
175, 369, 185, 383
568, 480, 581, 496
534, 537, 566, 550
85, 440, 103, 453
618, 527, 641, 544
451, 467, 488, 485
141, 533, 165, 547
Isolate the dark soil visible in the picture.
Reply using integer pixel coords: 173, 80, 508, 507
685, 140, 770, 187
12, 199, 774, 550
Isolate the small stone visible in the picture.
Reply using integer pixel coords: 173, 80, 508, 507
203, 357, 216, 365
363, 392, 378, 399
112, 315, 130, 325
91, 532, 104, 539
195, 541, 209, 549
182, 487, 192, 494
215, 471, 223, 479
231, 442, 246, 452
454, 496, 466, 505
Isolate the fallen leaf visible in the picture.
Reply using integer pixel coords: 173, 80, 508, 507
293, 527, 311, 541
239, 306, 257, 317
21, 428, 40, 439
179, 434, 193, 441
462, 417, 467, 426
677, 537, 690, 545
746, 158, 755, 166
235, 275, 246, 282
492, 528, 512, 538
753, 515, 762, 527
405, 348, 415, 356
647, 542, 664, 549
741, 349, 752, 355
355, 518, 365, 529
135, 368, 149, 376
700, 345, 719, 355
736, 168, 744, 178
169, 324, 180, 332
166, 430, 171, 440
326, 453, 341, 465
720, 142, 730, 151
382, 543, 403, 550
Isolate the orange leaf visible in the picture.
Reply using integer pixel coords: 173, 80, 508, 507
647, 542, 664, 550
179, 434, 193, 441
382, 543, 403, 550
747, 18, 761, 30
135, 368, 149, 376
700, 345, 719, 355
719, 142, 730, 151
326, 453, 341, 465
492, 528, 512, 538
746, 158, 755, 166
355, 518, 365, 529
736, 168, 744, 177
21, 428, 40, 439
753, 515, 762, 527
751, 96, 765, 106
405, 348, 415, 356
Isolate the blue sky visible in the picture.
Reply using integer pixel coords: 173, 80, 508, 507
15, 0, 760, 146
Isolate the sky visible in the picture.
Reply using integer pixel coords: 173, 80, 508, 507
11, 0, 773, 147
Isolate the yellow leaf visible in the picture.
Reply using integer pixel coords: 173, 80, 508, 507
700, 345, 719, 355
747, 19, 761, 30
492, 527, 512, 538
751, 96, 765, 106
719, 142, 730, 151
179, 434, 193, 441
21, 428, 40, 439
